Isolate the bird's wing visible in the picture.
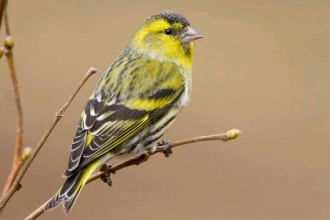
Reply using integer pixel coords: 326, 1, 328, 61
64, 60, 184, 177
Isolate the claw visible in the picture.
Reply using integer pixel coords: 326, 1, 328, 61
100, 163, 115, 186
158, 140, 172, 157
146, 140, 172, 157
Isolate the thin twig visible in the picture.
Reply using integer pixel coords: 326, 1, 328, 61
0, 0, 7, 33
0, 67, 97, 213
1, 4, 24, 197
25, 129, 241, 220
88, 130, 241, 182
1, 43, 24, 196
3, 6, 10, 36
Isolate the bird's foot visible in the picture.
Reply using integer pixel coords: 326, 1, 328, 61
158, 140, 173, 157
147, 140, 172, 157
100, 163, 115, 186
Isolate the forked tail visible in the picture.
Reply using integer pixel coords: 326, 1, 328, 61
45, 160, 99, 213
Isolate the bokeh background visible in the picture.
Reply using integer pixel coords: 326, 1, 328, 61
1, 0, 330, 219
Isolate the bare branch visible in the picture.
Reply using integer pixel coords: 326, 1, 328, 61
88, 129, 241, 182
3, 5, 9, 35
0, 67, 97, 213
25, 202, 46, 220
1, 3, 24, 197
0, 0, 7, 33
1, 42, 24, 196
25, 129, 241, 220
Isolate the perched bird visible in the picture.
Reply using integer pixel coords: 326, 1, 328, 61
45, 11, 202, 214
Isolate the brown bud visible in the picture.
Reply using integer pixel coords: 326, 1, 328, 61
4, 36, 14, 50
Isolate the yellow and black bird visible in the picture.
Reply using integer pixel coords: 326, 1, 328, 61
45, 11, 202, 213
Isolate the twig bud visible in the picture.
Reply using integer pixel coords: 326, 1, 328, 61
4, 36, 14, 50
21, 147, 32, 161
226, 129, 241, 140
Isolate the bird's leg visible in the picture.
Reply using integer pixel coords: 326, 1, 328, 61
100, 163, 116, 186
147, 140, 172, 157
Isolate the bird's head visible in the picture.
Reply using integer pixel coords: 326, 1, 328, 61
129, 11, 203, 65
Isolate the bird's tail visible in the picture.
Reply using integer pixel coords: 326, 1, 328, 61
45, 160, 100, 214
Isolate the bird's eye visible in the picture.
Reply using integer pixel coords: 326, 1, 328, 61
164, 29, 173, 35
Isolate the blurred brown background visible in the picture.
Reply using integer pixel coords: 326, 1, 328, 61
1, 0, 330, 219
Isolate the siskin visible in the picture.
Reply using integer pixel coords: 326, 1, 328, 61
45, 11, 202, 214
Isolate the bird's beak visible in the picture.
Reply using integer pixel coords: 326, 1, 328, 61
180, 26, 203, 43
